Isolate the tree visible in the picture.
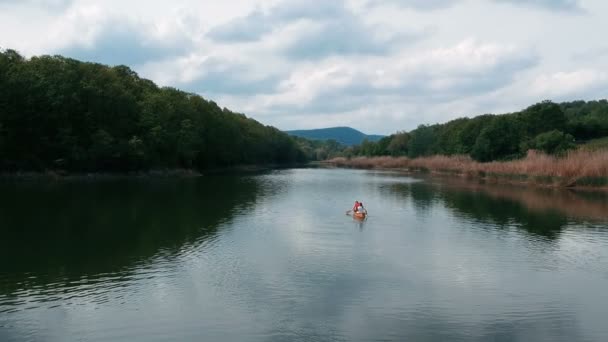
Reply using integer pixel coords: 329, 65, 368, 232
471, 116, 524, 162
519, 101, 568, 137
525, 130, 575, 155
0, 48, 307, 172
386, 132, 409, 156
408, 125, 436, 158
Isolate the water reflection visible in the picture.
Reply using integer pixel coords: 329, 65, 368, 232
1, 169, 607, 342
0, 175, 264, 297
384, 178, 608, 240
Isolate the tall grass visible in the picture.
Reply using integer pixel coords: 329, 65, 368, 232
325, 149, 608, 188
582, 137, 608, 151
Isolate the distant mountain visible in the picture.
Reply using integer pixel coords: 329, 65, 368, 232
286, 127, 385, 146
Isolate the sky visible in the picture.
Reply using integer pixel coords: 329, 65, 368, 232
0, 0, 607, 135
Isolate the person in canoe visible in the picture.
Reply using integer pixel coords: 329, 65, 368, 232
352, 200, 360, 213
357, 202, 367, 215
347, 201, 367, 218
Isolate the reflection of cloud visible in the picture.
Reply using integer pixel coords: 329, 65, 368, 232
1, 169, 605, 340
345, 304, 583, 341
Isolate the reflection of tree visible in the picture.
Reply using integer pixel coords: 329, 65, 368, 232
385, 179, 608, 240
441, 188, 569, 239
389, 182, 437, 214
0, 175, 263, 295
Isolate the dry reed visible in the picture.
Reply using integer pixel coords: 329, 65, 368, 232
325, 149, 608, 188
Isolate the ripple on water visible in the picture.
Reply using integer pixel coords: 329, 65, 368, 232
1, 170, 608, 342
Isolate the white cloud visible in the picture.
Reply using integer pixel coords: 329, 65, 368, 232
530, 70, 608, 98
39, 5, 199, 66
0, 0, 73, 10
492, 0, 584, 12
245, 40, 535, 113
364, 0, 460, 11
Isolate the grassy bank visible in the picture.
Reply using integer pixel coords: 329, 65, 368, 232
325, 149, 608, 188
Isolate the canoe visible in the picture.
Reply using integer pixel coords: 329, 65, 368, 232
353, 211, 367, 219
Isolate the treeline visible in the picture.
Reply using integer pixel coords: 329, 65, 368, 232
292, 137, 344, 161
0, 49, 305, 172
348, 100, 608, 161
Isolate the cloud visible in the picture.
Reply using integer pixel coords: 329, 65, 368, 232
281, 16, 415, 60
492, 0, 584, 12
529, 69, 608, 99
48, 5, 197, 66
0, 0, 73, 10
207, 1, 345, 43
180, 59, 282, 96
365, 0, 460, 11
369, 0, 585, 13
1, 0, 603, 135
225, 38, 538, 133
138, 53, 285, 97
59, 26, 184, 66
207, 0, 424, 60
206, 10, 271, 43
259, 40, 538, 115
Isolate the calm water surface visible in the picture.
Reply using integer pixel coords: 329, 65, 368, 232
1, 168, 608, 341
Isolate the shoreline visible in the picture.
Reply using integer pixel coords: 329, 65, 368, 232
0, 169, 203, 181
322, 150, 608, 191
0, 163, 310, 181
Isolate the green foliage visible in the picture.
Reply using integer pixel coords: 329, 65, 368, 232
0, 49, 305, 172
518, 101, 568, 136
344, 99, 607, 163
471, 116, 524, 162
525, 130, 575, 155
408, 125, 437, 158
455, 115, 495, 154
294, 137, 344, 160
386, 132, 409, 156
562, 100, 608, 140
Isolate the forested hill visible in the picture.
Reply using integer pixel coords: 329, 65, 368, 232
286, 127, 384, 146
0, 49, 305, 172
347, 100, 608, 161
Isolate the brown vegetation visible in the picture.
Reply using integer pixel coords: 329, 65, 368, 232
324, 149, 608, 188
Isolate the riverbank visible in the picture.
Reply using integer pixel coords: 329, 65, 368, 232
0, 163, 310, 181
324, 149, 608, 189
0, 168, 204, 181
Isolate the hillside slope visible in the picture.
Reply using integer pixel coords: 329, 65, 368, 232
286, 127, 384, 146
0, 49, 304, 172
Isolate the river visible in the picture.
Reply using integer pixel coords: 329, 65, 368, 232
1, 168, 608, 341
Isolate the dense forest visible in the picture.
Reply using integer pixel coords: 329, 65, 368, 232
345, 100, 608, 161
0, 49, 305, 172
